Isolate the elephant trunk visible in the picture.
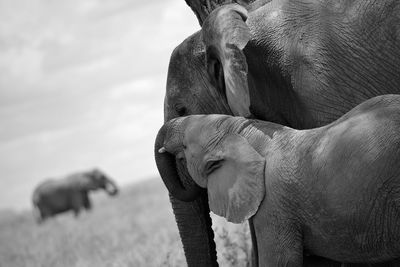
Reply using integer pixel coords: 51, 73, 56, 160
105, 178, 119, 196
154, 122, 202, 202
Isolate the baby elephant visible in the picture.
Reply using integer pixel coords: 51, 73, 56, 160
157, 95, 400, 266
32, 168, 118, 223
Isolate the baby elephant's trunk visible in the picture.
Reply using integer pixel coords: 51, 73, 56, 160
154, 122, 202, 202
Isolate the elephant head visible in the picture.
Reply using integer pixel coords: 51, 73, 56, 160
81, 169, 119, 196
158, 115, 267, 224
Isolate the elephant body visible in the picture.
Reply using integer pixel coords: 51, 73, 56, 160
242, 0, 400, 128
158, 95, 400, 266
156, 0, 400, 265
32, 169, 118, 223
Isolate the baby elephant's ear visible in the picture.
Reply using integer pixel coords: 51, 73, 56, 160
207, 134, 265, 223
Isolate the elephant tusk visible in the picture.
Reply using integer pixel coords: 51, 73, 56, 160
158, 147, 167, 153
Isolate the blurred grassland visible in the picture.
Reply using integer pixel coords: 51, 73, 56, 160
0, 178, 251, 267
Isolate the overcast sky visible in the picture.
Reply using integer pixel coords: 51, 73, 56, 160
0, 0, 199, 210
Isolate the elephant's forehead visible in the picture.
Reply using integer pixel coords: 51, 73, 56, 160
184, 116, 224, 142
184, 123, 216, 145
167, 31, 205, 90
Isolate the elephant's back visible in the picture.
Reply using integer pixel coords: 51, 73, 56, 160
303, 96, 400, 261
32, 178, 73, 206
32, 179, 54, 201
311, 95, 400, 191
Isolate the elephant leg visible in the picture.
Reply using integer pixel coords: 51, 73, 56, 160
82, 192, 91, 211
250, 219, 341, 267
250, 221, 342, 267
73, 208, 81, 217
71, 192, 83, 217
248, 218, 258, 267
170, 191, 218, 266
36, 213, 45, 224
37, 213, 45, 224
37, 206, 51, 223
33, 206, 44, 224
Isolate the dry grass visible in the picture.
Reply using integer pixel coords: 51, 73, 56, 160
0, 178, 251, 267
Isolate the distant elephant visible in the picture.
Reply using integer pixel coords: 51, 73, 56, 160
155, 1, 400, 266
158, 95, 400, 267
32, 168, 118, 223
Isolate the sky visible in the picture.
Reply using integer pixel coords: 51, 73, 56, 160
0, 0, 199, 210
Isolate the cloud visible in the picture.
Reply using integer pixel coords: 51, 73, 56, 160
0, 0, 199, 210
0, 73, 166, 210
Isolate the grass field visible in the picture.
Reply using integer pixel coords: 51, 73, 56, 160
0, 178, 251, 267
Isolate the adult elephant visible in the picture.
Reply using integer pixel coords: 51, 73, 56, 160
155, 0, 400, 266
32, 168, 118, 223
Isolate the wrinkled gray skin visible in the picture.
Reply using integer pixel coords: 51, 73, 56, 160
159, 95, 400, 267
155, 1, 400, 266
32, 169, 118, 223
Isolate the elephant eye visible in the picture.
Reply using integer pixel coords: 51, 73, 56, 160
204, 160, 223, 176
176, 105, 187, 116
177, 151, 185, 160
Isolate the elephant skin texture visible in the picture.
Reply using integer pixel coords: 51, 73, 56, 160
32, 168, 118, 223
158, 95, 400, 266
156, 0, 400, 266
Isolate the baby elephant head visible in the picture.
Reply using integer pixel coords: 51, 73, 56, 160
158, 115, 266, 223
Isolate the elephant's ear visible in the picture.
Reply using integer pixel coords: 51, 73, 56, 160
202, 4, 251, 117
206, 134, 265, 223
